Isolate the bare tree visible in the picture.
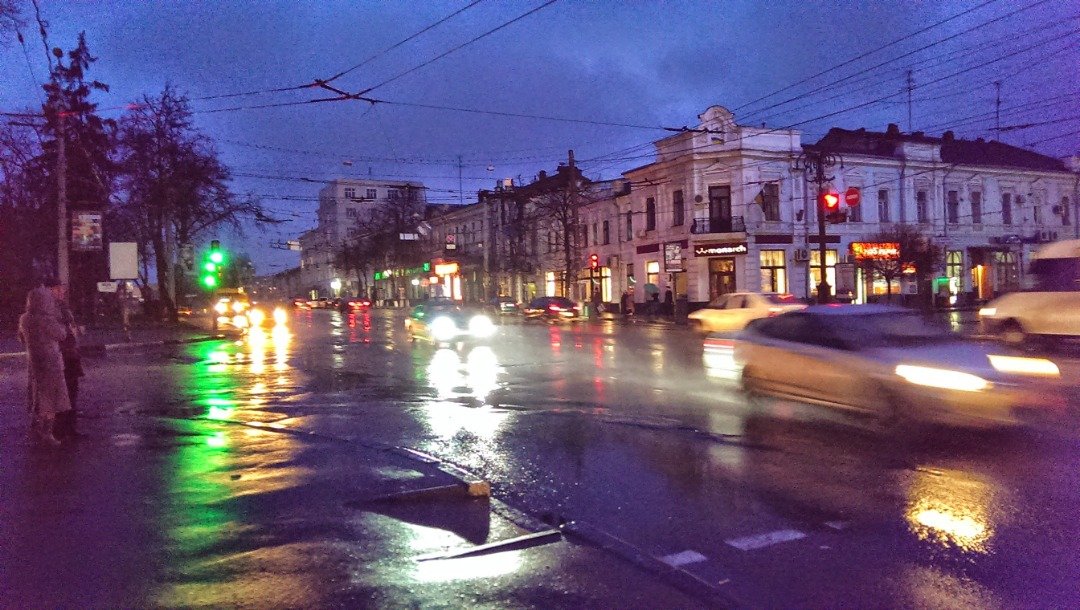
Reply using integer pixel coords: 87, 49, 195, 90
520, 166, 593, 299
0, 0, 24, 46
341, 185, 427, 301
859, 223, 942, 307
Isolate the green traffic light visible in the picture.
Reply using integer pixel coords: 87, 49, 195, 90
204, 262, 217, 272
210, 251, 224, 264
202, 275, 218, 288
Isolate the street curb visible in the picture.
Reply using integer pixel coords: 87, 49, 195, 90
0, 334, 220, 361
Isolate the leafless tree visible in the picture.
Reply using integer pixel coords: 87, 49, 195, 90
859, 223, 942, 307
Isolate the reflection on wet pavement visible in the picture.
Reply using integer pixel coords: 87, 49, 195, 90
905, 468, 995, 555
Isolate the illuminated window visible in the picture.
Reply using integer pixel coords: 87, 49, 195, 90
545, 271, 557, 297
809, 249, 838, 298
646, 260, 660, 287
760, 250, 787, 293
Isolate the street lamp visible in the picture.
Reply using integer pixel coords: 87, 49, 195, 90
330, 278, 342, 296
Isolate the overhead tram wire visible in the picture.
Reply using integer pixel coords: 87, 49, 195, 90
730, 0, 1002, 114
737, 0, 1055, 123
356, 0, 561, 95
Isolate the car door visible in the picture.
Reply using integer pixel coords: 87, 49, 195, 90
792, 317, 870, 411
717, 294, 746, 332
698, 295, 728, 331
742, 314, 821, 397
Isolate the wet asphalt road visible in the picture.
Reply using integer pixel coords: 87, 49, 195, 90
5, 307, 1080, 608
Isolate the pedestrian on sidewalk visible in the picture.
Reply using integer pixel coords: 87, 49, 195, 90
45, 278, 84, 440
17, 285, 72, 447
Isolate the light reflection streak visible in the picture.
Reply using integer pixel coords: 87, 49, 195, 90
904, 468, 995, 554
412, 550, 524, 583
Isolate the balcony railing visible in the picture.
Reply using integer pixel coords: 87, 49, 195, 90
691, 216, 745, 234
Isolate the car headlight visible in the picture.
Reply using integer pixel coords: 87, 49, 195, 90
895, 365, 990, 392
469, 314, 496, 338
273, 307, 288, 326
232, 301, 246, 313
988, 354, 1059, 377
430, 316, 459, 342
232, 314, 249, 328
215, 302, 228, 315
978, 307, 996, 317
247, 308, 266, 327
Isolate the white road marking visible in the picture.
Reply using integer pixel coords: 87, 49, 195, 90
659, 550, 708, 567
725, 529, 807, 551
824, 520, 849, 530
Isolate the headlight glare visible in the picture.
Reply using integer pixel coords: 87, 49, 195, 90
247, 308, 266, 326
273, 307, 288, 326
469, 315, 496, 337
988, 354, 1059, 377
430, 316, 458, 342
895, 364, 990, 392
978, 307, 996, 317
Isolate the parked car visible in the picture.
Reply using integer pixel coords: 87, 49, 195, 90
522, 296, 581, 322
689, 292, 805, 334
405, 299, 497, 344
491, 296, 520, 316
733, 305, 1061, 429
979, 239, 1080, 346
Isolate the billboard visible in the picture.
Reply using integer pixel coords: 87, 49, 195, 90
71, 211, 103, 251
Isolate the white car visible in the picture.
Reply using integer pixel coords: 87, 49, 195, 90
688, 292, 805, 333
732, 305, 1062, 429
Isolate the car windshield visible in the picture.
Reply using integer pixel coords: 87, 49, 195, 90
839, 312, 956, 348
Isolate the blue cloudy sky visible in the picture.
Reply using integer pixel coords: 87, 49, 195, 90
2, 0, 1076, 272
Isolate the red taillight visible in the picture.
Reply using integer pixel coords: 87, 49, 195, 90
549, 304, 563, 311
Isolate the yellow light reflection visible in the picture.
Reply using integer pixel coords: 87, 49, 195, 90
905, 469, 994, 554
465, 346, 500, 402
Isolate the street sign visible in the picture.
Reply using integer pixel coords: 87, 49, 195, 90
844, 187, 861, 206
97, 281, 118, 293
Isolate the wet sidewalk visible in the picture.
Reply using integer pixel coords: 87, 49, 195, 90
0, 360, 707, 608
0, 322, 212, 359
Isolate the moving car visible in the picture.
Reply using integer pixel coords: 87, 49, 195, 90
733, 305, 1061, 429
405, 299, 497, 344
341, 297, 372, 313
522, 296, 580, 322
245, 304, 289, 330
491, 296, 520, 316
979, 239, 1080, 346
214, 294, 253, 330
689, 292, 805, 333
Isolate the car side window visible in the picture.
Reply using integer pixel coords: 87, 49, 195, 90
726, 295, 746, 309
758, 314, 811, 343
800, 316, 849, 350
708, 296, 727, 309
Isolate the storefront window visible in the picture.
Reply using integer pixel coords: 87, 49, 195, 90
545, 271, 557, 297
993, 252, 1019, 294
708, 257, 737, 300
760, 250, 787, 293
646, 261, 660, 287
809, 249, 837, 298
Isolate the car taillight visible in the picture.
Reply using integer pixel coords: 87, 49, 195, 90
549, 304, 563, 311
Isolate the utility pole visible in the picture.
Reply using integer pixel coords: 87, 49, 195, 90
906, 70, 915, 132
567, 149, 579, 300
796, 149, 841, 303
457, 155, 464, 205
56, 106, 69, 285
994, 80, 1002, 140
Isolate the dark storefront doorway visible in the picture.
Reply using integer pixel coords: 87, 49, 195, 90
709, 257, 737, 300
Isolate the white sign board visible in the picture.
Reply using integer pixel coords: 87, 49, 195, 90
97, 281, 118, 293
109, 242, 139, 280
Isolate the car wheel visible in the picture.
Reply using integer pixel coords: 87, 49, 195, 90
741, 367, 767, 407
1000, 320, 1028, 348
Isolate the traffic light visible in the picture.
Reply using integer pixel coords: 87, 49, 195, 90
819, 191, 846, 224
201, 240, 224, 289
589, 253, 599, 269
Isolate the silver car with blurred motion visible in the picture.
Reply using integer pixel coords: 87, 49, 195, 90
729, 305, 1062, 428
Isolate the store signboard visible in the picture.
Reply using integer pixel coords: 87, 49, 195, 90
693, 242, 748, 257
850, 242, 900, 260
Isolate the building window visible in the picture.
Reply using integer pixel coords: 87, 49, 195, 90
672, 190, 685, 226
346, 208, 359, 219
388, 189, 401, 200
1033, 195, 1042, 225
545, 271, 557, 297
1062, 197, 1071, 226
366, 188, 377, 199
645, 198, 656, 231
1015, 195, 1026, 224
344, 187, 356, 199
916, 190, 928, 223
1002, 193, 1013, 225
592, 223, 598, 246
760, 183, 780, 221
878, 189, 890, 223
626, 210, 633, 239
971, 191, 982, 225
809, 249, 838, 299
646, 261, 660, 288
626, 263, 634, 293
602, 220, 610, 245
947, 190, 959, 224
947, 251, 963, 299
760, 250, 787, 293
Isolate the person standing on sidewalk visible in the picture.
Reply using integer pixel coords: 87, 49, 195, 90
17, 285, 71, 447
45, 278, 83, 440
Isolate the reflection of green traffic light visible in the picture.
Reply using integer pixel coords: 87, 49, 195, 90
203, 274, 217, 288
210, 251, 224, 264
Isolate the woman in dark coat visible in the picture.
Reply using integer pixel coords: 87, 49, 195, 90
17, 286, 71, 446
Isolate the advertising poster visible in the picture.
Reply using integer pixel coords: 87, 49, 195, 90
71, 211, 104, 251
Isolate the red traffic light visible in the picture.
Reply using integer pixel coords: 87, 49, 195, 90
589, 253, 599, 269
819, 191, 840, 210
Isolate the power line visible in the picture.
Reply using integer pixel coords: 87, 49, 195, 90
732, 0, 1003, 114
358, 0, 561, 94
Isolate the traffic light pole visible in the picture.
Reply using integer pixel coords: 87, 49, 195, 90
797, 149, 841, 304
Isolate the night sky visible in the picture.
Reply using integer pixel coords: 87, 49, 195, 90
2, 0, 1076, 273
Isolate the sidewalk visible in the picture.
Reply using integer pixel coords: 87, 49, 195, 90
0, 322, 213, 359
0, 377, 707, 608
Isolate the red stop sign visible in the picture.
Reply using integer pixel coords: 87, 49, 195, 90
844, 187, 861, 206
